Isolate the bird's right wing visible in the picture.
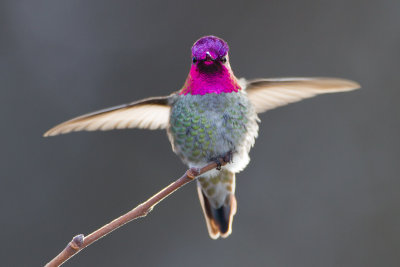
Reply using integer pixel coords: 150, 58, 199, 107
44, 96, 172, 137
243, 77, 360, 114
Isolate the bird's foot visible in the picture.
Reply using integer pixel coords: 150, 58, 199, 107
223, 151, 234, 164
212, 151, 233, 171
215, 159, 222, 171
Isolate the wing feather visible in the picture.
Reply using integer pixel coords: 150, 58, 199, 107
244, 77, 360, 113
44, 96, 171, 137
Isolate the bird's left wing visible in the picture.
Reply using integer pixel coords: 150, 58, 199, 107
243, 77, 360, 114
44, 96, 172, 137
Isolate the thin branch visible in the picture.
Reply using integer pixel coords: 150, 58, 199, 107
45, 158, 227, 267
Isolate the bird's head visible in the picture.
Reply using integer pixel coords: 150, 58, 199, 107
180, 36, 240, 95
191, 35, 229, 68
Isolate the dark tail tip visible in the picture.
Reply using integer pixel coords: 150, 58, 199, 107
198, 186, 237, 239
211, 205, 231, 234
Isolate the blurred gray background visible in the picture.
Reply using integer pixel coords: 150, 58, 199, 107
1, 1, 399, 266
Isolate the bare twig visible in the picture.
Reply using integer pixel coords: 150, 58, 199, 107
45, 158, 227, 267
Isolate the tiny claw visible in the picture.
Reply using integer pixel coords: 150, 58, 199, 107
215, 160, 222, 170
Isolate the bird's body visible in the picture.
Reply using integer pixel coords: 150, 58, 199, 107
168, 91, 258, 176
44, 36, 360, 239
168, 91, 259, 238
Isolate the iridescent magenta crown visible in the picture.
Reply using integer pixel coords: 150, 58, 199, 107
191, 36, 229, 60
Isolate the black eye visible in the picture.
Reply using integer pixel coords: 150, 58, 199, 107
192, 57, 197, 64
220, 57, 227, 63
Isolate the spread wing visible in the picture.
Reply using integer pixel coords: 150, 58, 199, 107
44, 96, 172, 137
244, 77, 360, 114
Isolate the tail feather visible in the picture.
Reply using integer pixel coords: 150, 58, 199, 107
197, 171, 237, 239
198, 188, 220, 238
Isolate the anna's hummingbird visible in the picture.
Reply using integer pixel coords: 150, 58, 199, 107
45, 36, 360, 239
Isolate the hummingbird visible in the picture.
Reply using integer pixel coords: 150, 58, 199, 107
44, 36, 360, 239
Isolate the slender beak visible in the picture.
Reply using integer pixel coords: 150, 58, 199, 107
205, 51, 214, 62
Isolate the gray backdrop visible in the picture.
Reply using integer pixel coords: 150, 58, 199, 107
1, 1, 399, 266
